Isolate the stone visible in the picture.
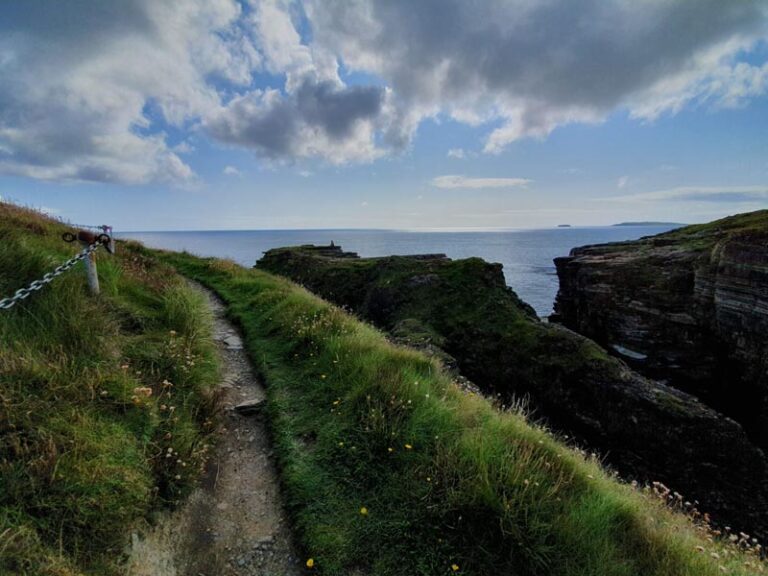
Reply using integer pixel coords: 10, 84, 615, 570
223, 334, 243, 349
234, 399, 265, 415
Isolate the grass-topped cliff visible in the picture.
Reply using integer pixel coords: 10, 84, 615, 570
165, 249, 765, 575
256, 243, 768, 541
554, 209, 768, 536
3, 203, 767, 575
0, 204, 219, 575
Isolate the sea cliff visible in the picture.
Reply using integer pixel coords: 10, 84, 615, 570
257, 237, 768, 540
553, 210, 768, 450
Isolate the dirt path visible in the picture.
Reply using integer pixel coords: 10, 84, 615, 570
126, 284, 303, 576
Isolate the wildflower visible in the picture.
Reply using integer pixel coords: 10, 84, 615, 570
404, 444, 413, 450
100, 390, 109, 396
306, 558, 315, 568
169, 330, 177, 336
174, 474, 181, 480
451, 564, 460, 572
321, 374, 327, 379
338, 442, 345, 447
360, 507, 368, 516
133, 386, 153, 397
388, 447, 394, 453
333, 399, 340, 406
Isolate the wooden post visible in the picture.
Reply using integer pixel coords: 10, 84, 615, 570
81, 242, 100, 295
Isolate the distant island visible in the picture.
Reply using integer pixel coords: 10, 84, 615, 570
557, 224, 572, 228
612, 221, 686, 227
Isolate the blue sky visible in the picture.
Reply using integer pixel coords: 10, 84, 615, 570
1, 0, 767, 231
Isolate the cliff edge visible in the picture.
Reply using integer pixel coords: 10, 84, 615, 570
553, 210, 768, 451
258, 241, 768, 540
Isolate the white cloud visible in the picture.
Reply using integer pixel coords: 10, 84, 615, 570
223, 165, 242, 177
0, 0, 256, 184
605, 185, 768, 203
1, 0, 767, 183
308, 0, 768, 153
431, 175, 532, 189
617, 176, 629, 189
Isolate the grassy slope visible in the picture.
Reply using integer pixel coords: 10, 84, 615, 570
162, 250, 765, 576
0, 204, 219, 576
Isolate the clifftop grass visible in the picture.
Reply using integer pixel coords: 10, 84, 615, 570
0, 204, 219, 575
163, 250, 766, 576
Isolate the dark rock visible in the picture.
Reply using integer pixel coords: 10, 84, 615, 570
233, 399, 265, 415
257, 238, 768, 540
553, 210, 768, 449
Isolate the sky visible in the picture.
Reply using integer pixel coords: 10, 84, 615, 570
1, 0, 767, 231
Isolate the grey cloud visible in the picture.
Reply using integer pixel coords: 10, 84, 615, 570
207, 79, 385, 161
295, 81, 383, 139
307, 0, 768, 149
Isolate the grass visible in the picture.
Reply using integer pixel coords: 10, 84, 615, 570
0, 203, 219, 575
161, 250, 766, 576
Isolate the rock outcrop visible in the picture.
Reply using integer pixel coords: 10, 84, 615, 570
553, 210, 768, 451
258, 242, 768, 540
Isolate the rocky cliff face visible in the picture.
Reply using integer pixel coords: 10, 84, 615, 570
553, 210, 768, 450
258, 241, 768, 540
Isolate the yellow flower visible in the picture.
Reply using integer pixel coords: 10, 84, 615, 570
451, 564, 460, 572
306, 558, 314, 568
387, 447, 394, 453
360, 506, 368, 516
404, 444, 413, 450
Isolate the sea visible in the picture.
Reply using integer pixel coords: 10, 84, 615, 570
121, 225, 679, 317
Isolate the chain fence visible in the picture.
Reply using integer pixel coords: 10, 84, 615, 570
0, 241, 103, 311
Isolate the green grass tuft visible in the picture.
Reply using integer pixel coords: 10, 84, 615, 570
0, 203, 219, 575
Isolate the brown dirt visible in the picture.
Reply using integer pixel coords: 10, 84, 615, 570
125, 284, 303, 576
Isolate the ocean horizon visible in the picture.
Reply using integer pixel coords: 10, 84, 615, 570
122, 224, 680, 316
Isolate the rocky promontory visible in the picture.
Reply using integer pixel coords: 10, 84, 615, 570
553, 210, 768, 451
258, 241, 768, 540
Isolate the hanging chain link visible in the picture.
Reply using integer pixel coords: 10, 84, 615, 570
0, 242, 102, 311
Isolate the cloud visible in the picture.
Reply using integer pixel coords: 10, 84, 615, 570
223, 165, 242, 177
0, 0, 258, 184
447, 148, 465, 159
617, 176, 629, 189
606, 185, 768, 203
1, 0, 767, 183
307, 0, 768, 152
431, 175, 531, 189
206, 78, 386, 163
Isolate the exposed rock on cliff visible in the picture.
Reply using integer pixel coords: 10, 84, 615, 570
553, 210, 768, 451
258, 243, 768, 540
